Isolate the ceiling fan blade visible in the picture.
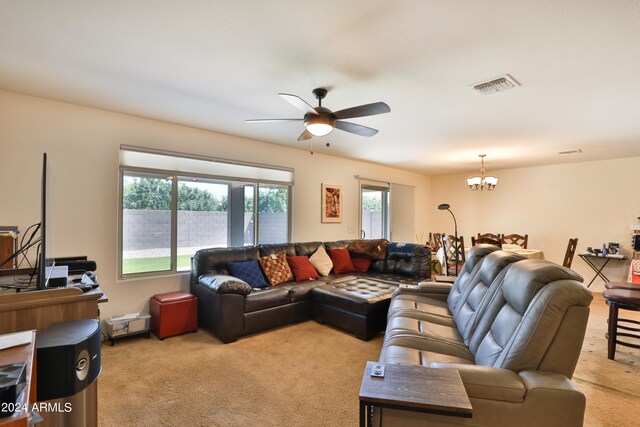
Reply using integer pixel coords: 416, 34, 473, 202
335, 121, 379, 137
245, 118, 302, 123
333, 102, 390, 120
297, 129, 313, 141
278, 93, 318, 115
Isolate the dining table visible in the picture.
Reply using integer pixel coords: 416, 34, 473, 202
460, 244, 545, 260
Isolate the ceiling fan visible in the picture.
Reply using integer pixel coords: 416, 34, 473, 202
246, 88, 391, 141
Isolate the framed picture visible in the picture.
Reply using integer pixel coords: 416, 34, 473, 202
321, 184, 342, 223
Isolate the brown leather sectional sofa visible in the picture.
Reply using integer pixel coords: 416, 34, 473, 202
375, 244, 593, 426
190, 240, 430, 343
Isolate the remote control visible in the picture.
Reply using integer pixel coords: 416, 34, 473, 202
371, 363, 385, 378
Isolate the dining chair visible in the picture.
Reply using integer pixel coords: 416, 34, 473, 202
502, 233, 529, 249
563, 238, 579, 268
471, 236, 502, 248
477, 232, 501, 241
430, 232, 443, 253
441, 234, 465, 276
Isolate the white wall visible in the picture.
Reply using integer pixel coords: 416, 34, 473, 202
0, 90, 432, 319
430, 158, 640, 291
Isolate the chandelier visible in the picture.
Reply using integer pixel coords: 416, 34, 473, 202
467, 154, 498, 191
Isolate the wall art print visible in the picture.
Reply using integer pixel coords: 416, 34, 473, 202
321, 183, 342, 223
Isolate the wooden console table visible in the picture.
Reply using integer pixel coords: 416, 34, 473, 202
359, 361, 472, 426
0, 287, 107, 427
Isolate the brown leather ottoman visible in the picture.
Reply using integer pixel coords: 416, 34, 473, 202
312, 276, 397, 340
150, 291, 198, 339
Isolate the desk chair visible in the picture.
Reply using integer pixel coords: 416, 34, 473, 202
563, 238, 579, 268
502, 233, 529, 249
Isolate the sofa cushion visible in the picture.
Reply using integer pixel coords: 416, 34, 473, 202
309, 245, 333, 276
259, 243, 297, 257
324, 240, 352, 250
258, 251, 294, 286
287, 256, 320, 282
384, 243, 430, 278
352, 257, 372, 272
228, 260, 269, 289
329, 248, 356, 274
469, 260, 591, 374
295, 241, 324, 257
281, 281, 327, 302
193, 246, 260, 276
380, 334, 475, 365
244, 287, 291, 313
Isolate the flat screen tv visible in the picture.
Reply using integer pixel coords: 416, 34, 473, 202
37, 153, 55, 289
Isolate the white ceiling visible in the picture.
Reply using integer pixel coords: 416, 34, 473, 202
1, 1, 639, 175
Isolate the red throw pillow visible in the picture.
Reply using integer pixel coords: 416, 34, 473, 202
351, 257, 372, 273
287, 256, 320, 282
328, 248, 356, 274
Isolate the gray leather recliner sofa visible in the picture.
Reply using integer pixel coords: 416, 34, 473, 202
376, 244, 592, 426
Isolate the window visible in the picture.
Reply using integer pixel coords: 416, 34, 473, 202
360, 185, 390, 240
177, 178, 229, 271
121, 172, 173, 275
119, 146, 293, 279
258, 184, 290, 244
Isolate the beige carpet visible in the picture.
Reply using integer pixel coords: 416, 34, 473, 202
98, 293, 640, 427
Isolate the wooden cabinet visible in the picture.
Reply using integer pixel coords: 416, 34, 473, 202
0, 287, 107, 427
0, 234, 17, 270
0, 331, 36, 427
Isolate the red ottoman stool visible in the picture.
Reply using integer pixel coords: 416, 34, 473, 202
150, 291, 198, 339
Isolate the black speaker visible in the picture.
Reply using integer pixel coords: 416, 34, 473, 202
36, 319, 101, 402
53, 259, 97, 275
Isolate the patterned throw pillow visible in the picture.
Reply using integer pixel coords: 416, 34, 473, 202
309, 245, 333, 276
287, 256, 320, 282
328, 248, 356, 274
258, 251, 294, 286
228, 260, 269, 289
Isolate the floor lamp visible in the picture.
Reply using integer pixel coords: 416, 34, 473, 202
438, 203, 459, 276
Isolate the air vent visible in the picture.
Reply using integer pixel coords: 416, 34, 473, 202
472, 74, 520, 95
558, 149, 583, 155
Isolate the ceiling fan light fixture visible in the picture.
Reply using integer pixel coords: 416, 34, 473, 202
304, 114, 335, 137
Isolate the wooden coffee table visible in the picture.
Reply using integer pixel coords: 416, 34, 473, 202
359, 361, 472, 426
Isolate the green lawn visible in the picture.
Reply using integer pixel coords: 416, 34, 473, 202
123, 255, 192, 275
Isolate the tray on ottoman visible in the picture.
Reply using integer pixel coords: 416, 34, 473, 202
312, 276, 397, 340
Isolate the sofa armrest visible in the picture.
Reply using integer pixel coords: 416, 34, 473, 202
394, 281, 452, 300
429, 364, 583, 407
198, 274, 252, 296
418, 281, 452, 295
518, 370, 583, 396
429, 363, 525, 403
